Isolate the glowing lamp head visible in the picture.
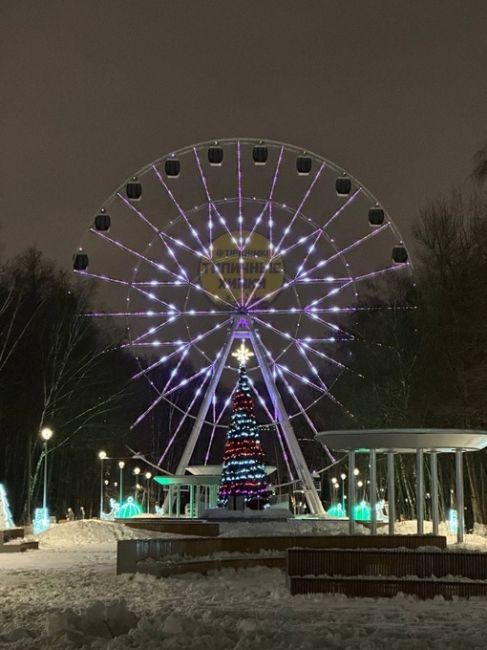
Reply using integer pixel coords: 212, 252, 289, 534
331, 477, 338, 485
353, 468, 360, 476
340, 473, 347, 481
118, 461, 125, 469
357, 480, 364, 488
145, 472, 152, 480
133, 467, 141, 475
98, 450, 107, 460
40, 427, 53, 441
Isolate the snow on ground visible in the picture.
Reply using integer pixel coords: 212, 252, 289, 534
2, 519, 487, 648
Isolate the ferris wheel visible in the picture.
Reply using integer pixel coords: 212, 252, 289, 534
74, 138, 412, 515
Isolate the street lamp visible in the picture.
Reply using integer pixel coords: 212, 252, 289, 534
353, 468, 360, 477
340, 473, 347, 513
145, 472, 152, 513
133, 467, 141, 497
98, 450, 107, 518
118, 461, 125, 505
40, 427, 54, 519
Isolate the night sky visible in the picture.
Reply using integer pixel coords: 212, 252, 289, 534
2, 0, 487, 269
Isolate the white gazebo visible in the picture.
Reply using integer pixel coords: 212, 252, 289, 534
316, 429, 487, 543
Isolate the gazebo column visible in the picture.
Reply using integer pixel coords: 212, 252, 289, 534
370, 449, 377, 535
168, 486, 173, 518
348, 450, 356, 535
176, 486, 181, 518
387, 452, 395, 535
416, 449, 424, 535
456, 450, 464, 543
189, 485, 194, 518
430, 451, 439, 536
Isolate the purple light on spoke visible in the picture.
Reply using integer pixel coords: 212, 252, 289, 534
294, 342, 349, 412
248, 378, 294, 481
277, 368, 336, 461
158, 368, 214, 466
300, 223, 389, 281
152, 165, 210, 257
117, 193, 189, 280
204, 388, 234, 465
306, 263, 408, 309
252, 316, 348, 372
244, 164, 325, 308
133, 317, 232, 379
132, 363, 213, 430
131, 315, 180, 344
291, 188, 362, 282
244, 146, 285, 253
237, 141, 244, 305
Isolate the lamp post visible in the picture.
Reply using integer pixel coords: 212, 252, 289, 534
40, 427, 54, 518
98, 451, 107, 518
133, 467, 141, 498
145, 472, 152, 513
340, 473, 347, 513
118, 461, 125, 505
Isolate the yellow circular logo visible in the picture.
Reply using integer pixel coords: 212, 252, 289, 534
200, 231, 284, 304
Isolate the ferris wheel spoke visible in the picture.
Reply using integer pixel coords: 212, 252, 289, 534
306, 263, 409, 309
158, 368, 215, 466
243, 145, 285, 254
204, 390, 234, 465
133, 317, 232, 379
293, 189, 362, 280
152, 164, 210, 258
131, 363, 213, 429
74, 269, 175, 310
248, 377, 294, 480
153, 164, 239, 306
294, 342, 354, 412
237, 142, 245, 305
252, 316, 349, 372
193, 148, 238, 246
117, 193, 189, 281
130, 315, 180, 344
90, 228, 188, 284
304, 310, 356, 340
244, 163, 325, 308
297, 222, 390, 280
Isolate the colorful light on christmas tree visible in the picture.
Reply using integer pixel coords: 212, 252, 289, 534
218, 345, 270, 509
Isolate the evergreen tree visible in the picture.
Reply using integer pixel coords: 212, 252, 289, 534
218, 365, 270, 509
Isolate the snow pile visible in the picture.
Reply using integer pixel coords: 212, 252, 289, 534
2, 566, 487, 649
30, 519, 169, 548
45, 599, 138, 647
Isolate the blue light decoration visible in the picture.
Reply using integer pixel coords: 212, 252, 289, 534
327, 503, 345, 518
0, 483, 14, 530
353, 500, 371, 522
118, 496, 143, 519
33, 507, 50, 535
448, 508, 458, 534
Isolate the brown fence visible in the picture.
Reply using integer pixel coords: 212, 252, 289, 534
287, 548, 487, 580
117, 534, 446, 575
288, 576, 487, 599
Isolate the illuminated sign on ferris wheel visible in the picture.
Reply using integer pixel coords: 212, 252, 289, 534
199, 231, 284, 303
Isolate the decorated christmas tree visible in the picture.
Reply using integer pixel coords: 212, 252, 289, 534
218, 344, 270, 509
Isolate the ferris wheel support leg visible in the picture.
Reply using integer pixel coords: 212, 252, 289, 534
172, 317, 238, 479
245, 319, 326, 516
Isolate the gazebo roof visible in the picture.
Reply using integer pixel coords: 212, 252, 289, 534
316, 428, 487, 453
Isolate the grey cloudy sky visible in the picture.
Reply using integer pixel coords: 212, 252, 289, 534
1, 0, 487, 268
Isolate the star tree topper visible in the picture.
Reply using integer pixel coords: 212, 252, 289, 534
232, 342, 254, 366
